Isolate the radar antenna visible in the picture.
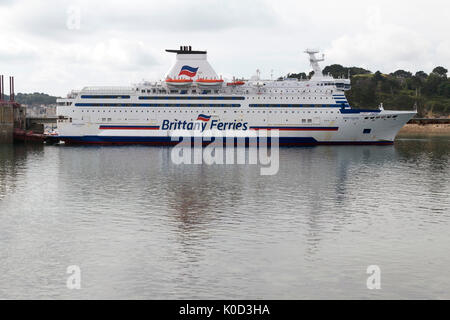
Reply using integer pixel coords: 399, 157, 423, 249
305, 49, 324, 79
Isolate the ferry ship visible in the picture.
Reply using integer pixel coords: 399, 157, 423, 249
55, 46, 416, 145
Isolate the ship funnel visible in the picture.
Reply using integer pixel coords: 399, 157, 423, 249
165, 47, 218, 80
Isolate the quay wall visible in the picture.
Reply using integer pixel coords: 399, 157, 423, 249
0, 104, 14, 144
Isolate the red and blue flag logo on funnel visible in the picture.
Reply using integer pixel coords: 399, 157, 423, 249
178, 65, 199, 77
197, 114, 211, 122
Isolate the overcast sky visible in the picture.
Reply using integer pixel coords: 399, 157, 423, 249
0, 0, 449, 96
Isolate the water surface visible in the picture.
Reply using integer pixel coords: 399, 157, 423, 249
0, 135, 449, 299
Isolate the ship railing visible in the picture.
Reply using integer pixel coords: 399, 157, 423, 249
81, 86, 134, 94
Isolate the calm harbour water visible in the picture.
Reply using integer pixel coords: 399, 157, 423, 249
0, 135, 449, 299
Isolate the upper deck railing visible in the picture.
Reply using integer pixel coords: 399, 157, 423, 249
81, 86, 134, 93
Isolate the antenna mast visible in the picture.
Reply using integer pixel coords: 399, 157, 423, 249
305, 49, 324, 79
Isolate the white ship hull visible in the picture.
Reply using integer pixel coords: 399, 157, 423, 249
56, 105, 414, 145
55, 47, 415, 145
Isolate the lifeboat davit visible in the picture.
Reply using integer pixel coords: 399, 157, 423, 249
165, 78, 193, 87
227, 81, 245, 86
196, 78, 224, 87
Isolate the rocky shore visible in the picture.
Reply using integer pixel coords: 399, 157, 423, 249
399, 123, 450, 135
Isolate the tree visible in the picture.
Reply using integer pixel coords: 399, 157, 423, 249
438, 80, 450, 98
415, 71, 428, 79
373, 71, 384, 82
348, 67, 371, 76
423, 73, 444, 95
323, 64, 346, 78
391, 70, 412, 78
287, 72, 307, 80
322, 64, 371, 78
15, 92, 58, 105
347, 77, 377, 108
432, 66, 448, 78
379, 77, 401, 95
406, 76, 423, 91
390, 94, 416, 110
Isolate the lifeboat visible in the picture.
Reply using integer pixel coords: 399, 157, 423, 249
227, 80, 245, 86
195, 78, 224, 88
165, 78, 193, 87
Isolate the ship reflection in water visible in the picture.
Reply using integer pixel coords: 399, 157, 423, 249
0, 136, 449, 299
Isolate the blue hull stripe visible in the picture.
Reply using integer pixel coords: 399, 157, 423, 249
340, 108, 382, 114
56, 136, 393, 146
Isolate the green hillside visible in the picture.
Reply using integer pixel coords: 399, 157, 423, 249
3, 92, 59, 105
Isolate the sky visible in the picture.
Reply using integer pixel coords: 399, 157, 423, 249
0, 0, 449, 96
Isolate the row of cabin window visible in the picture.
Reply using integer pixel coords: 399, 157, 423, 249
136, 88, 338, 95
93, 118, 315, 123
76, 109, 336, 115
364, 115, 398, 119
250, 96, 344, 100
249, 104, 343, 108
259, 89, 335, 93
138, 96, 245, 100
248, 89, 336, 94
138, 88, 220, 94
80, 95, 130, 99
75, 102, 345, 108
138, 96, 337, 100
76, 118, 321, 124
77, 94, 342, 102
75, 103, 241, 107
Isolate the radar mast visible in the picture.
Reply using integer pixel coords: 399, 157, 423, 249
305, 49, 325, 79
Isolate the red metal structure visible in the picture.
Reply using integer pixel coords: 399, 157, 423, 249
0, 75, 3, 101
0, 74, 46, 143
0, 75, 5, 102
9, 76, 14, 101
0, 75, 19, 106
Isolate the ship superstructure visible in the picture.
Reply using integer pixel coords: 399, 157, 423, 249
55, 46, 416, 145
